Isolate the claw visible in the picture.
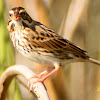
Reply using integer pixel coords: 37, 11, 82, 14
28, 77, 45, 90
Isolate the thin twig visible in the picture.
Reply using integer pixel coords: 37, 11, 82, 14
16, 77, 36, 97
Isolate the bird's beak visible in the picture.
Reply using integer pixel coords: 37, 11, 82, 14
13, 12, 21, 21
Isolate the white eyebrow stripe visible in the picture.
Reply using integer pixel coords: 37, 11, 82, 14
19, 9, 26, 13
9, 10, 14, 14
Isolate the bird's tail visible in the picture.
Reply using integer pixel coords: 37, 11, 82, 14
89, 58, 100, 65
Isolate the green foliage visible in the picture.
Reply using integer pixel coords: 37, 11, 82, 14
0, 1, 22, 100
0, 0, 3, 15
8, 79, 22, 100
0, 0, 14, 74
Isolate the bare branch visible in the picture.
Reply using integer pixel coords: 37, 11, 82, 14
0, 65, 50, 100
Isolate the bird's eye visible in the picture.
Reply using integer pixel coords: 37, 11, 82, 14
9, 14, 12, 17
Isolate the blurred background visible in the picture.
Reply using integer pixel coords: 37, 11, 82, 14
0, 0, 100, 100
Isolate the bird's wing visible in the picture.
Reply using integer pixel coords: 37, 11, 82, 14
23, 22, 88, 58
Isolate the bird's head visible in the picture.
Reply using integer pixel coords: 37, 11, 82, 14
9, 7, 32, 23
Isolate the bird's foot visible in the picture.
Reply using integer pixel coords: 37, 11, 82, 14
28, 76, 45, 90
28, 67, 59, 90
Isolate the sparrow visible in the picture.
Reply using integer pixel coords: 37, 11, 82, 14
7, 7, 100, 90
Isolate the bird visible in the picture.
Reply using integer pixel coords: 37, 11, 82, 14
7, 7, 100, 90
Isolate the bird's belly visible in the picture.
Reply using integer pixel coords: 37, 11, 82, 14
17, 47, 54, 66
16, 45, 86, 66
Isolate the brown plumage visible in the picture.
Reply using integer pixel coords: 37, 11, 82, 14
7, 7, 100, 90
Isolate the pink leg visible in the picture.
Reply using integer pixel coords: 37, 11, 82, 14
29, 67, 55, 79
40, 68, 59, 81
28, 67, 59, 90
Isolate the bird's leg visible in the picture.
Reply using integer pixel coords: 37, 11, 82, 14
39, 67, 59, 81
29, 67, 55, 79
28, 64, 60, 90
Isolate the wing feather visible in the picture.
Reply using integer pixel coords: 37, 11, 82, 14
23, 22, 88, 58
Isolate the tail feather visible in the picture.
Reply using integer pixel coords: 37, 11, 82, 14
89, 58, 100, 65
